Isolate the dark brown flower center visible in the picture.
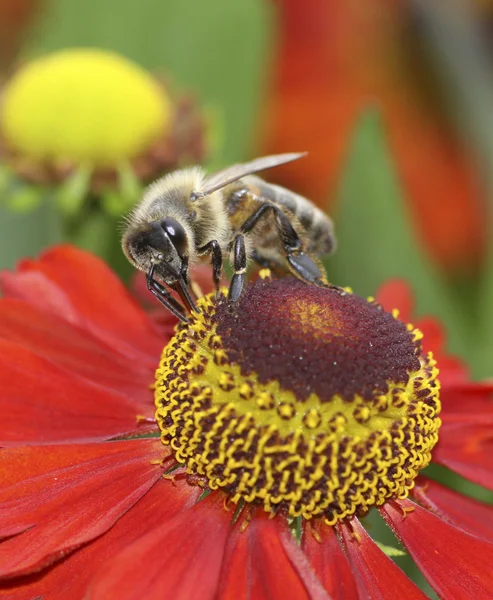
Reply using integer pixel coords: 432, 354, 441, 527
155, 275, 441, 524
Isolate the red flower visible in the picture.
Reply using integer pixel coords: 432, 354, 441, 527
1, 246, 493, 599
259, 0, 487, 274
0, 0, 40, 73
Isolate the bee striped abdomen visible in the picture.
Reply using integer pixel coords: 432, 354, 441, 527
244, 176, 336, 256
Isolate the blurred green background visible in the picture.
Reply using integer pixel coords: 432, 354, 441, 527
1, 1, 493, 596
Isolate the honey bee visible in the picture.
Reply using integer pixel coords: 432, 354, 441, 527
121, 153, 336, 321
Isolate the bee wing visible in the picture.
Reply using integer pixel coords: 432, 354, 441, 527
191, 152, 307, 200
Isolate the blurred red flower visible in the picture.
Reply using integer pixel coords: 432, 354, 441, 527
0, 246, 492, 599
260, 0, 487, 274
0, 1, 40, 73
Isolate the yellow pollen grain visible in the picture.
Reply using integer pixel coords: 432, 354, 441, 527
277, 402, 295, 420
213, 349, 229, 366
304, 408, 322, 429
258, 269, 272, 280
239, 382, 254, 400
219, 372, 235, 392
256, 392, 275, 410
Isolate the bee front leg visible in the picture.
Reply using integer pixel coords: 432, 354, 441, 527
228, 234, 247, 303
147, 265, 188, 323
197, 240, 223, 297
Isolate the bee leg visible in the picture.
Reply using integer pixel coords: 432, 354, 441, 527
250, 249, 271, 268
178, 257, 200, 302
166, 257, 197, 313
241, 203, 327, 285
147, 265, 188, 323
228, 234, 247, 303
286, 253, 325, 284
180, 256, 191, 287
198, 240, 223, 297
251, 250, 286, 277
171, 277, 198, 313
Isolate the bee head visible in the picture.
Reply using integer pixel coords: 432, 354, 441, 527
122, 217, 189, 284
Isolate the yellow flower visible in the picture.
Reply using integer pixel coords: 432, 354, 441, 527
0, 48, 207, 216
1, 49, 170, 166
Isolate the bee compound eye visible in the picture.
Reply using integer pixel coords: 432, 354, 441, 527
160, 218, 188, 256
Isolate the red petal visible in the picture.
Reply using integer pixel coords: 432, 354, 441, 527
0, 339, 155, 445
440, 384, 493, 421
218, 513, 329, 600
381, 498, 493, 600
0, 298, 154, 407
417, 317, 469, 382
0, 477, 200, 600
0, 1, 38, 76
376, 280, 414, 323
413, 478, 493, 542
433, 356, 469, 386
415, 316, 445, 351
434, 422, 493, 490
0, 245, 163, 362
260, 0, 486, 271
302, 519, 359, 600
259, 0, 360, 205
387, 100, 485, 273
87, 494, 229, 600
0, 439, 164, 577
338, 517, 427, 600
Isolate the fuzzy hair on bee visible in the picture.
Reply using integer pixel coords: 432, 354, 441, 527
122, 167, 230, 271
120, 152, 337, 322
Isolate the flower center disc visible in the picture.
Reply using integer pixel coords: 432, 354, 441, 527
155, 276, 441, 524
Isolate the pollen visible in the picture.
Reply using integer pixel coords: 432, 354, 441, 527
155, 276, 441, 524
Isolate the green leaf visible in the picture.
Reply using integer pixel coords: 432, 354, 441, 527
100, 189, 128, 217
327, 110, 468, 357
28, 0, 272, 164
0, 200, 63, 270
69, 210, 117, 258
56, 165, 92, 217
116, 162, 143, 210
202, 104, 226, 172
69, 208, 133, 279
4, 185, 43, 213
0, 165, 13, 195
374, 541, 406, 558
